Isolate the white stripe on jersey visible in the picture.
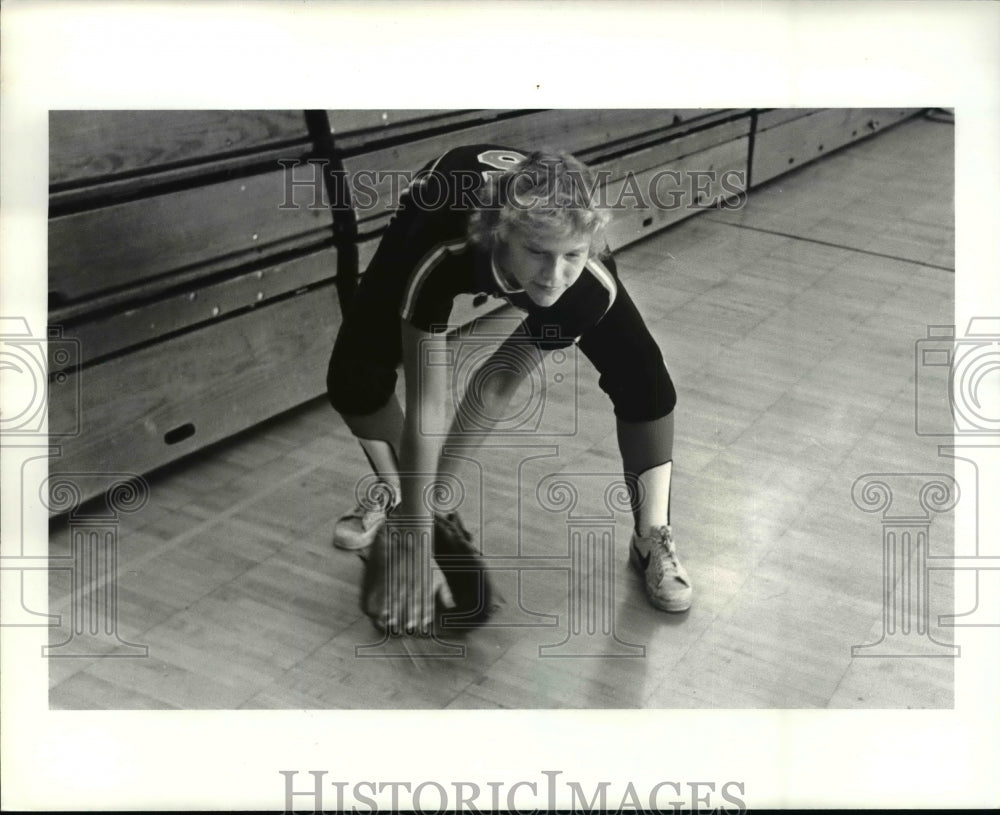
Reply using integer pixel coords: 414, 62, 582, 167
491, 253, 525, 293
400, 238, 468, 323
585, 255, 618, 318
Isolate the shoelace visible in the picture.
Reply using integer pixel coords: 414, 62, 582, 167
650, 526, 677, 558
645, 526, 683, 587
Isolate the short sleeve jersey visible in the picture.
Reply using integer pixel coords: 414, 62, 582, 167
373, 144, 619, 350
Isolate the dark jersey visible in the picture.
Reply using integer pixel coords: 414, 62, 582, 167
330, 144, 675, 423
371, 144, 619, 349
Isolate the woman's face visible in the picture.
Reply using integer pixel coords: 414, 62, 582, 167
494, 224, 592, 307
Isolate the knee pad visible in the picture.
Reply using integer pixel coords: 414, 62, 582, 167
326, 352, 398, 417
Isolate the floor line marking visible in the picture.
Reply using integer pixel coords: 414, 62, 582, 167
702, 217, 955, 273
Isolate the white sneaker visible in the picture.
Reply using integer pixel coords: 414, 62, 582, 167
333, 504, 387, 551
333, 483, 397, 551
629, 525, 692, 612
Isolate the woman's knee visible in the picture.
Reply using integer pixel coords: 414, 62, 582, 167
600, 344, 676, 422
326, 352, 398, 417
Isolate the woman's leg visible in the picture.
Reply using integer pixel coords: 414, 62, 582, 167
578, 279, 691, 612
577, 280, 678, 534
326, 271, 407, 541
616, 411, 674, 535
340, 400, 405, 508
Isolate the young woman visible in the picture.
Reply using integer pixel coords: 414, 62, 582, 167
327, 145, 691, 633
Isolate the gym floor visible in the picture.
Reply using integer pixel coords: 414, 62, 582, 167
48, 113, 956, 709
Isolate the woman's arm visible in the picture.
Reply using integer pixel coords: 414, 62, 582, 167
385, 320, 543, 632
398, 319, 450, 517
377, 319, 453, 633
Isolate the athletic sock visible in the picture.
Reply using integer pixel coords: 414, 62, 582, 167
616, 413, 675, 535
635, 460, 672, 538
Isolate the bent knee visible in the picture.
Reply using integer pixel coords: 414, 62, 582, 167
599, 347, 676, 422
327, 353, 398, 417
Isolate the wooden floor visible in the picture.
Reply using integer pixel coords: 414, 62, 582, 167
48, 115, 957, 709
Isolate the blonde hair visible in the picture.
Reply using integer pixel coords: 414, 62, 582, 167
468, 150, 610, 251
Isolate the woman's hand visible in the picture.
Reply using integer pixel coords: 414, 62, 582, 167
363, 520, 454, 634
